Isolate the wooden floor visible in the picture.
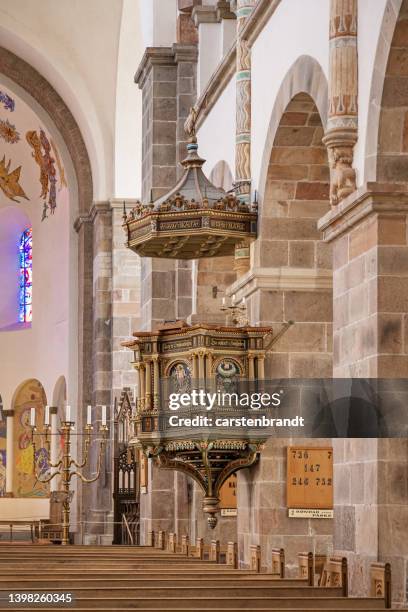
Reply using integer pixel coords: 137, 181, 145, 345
0, 545, 398, 610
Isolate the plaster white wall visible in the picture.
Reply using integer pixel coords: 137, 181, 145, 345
197, 77, 236, 179
197, 19, 236, 97
0, 0, 123, 201
139, 0, 177, 48
197, 0, 389, 195
251, 0, 330, 194
220, 19, 236, 57
115, 0, 144, 198
355, 0, 389, 185
197, 23, 223, 96
0, 82, 77, 417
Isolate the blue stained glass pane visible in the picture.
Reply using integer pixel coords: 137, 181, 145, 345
19, 228, 32, 323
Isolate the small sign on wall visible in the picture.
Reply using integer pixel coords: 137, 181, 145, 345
287, 447, 333, 515
219, 473, 237, 516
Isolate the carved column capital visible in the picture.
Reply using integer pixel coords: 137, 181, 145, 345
325, 0, 358, 207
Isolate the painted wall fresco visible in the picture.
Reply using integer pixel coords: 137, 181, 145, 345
13, 379, 50, 498
0, 86, 67, 219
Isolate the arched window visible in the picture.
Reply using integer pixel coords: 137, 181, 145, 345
19, 228, 32, 323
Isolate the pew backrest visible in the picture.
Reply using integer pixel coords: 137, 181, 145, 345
271, 547, 285, 578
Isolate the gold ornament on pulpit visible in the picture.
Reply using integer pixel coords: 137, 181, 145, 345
122, 130, 257, 260
123, 320, 274, 528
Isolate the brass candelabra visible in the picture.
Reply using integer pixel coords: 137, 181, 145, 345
31, 411, 108, 545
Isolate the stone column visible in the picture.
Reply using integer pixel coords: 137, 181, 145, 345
135, 48, 178, 331
153, 357, 160, 409
248, 354, 255, 380
319, 184, 408, 605
73, 213, 93, 540
323, 0, 358, 207
110, 199, 141, 399
145, 361, 151, 409
175, 45, 198, 323
134, 43, 199, 545
87, 201, 113, 540
234, 0, 256, 276
4, 410, 14, 497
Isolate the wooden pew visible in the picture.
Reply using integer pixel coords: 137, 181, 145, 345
226, 541, 238, 568
189, 537, 204, 559
320, 555, 348, 596
147, 530, 155, 547
157, 530, 166, 550
299, 551, 327, 586
250, 544, 261, 572
371, 562, 392, 609
272, 547, 285, 578
209, 539, 220, 562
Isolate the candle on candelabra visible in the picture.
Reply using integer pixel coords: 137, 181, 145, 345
102, 405, 107, 426
30, 407, 36, 427
232, 294, 236, 304
242, 296, 246, 306
222, 297, 226, 306
87, 405, 92, 425
65, 404, 71, 423
44, 405, 50, 426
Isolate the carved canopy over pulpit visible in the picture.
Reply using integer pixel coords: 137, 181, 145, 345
123, 320, 272, 527
122, 135, 257, 260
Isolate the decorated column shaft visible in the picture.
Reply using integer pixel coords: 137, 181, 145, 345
235, 0, 254, 199
234, 0, 256, 275
323, 0, 358, 206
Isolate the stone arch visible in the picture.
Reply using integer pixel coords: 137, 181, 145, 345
12, 378, 49, 498
374, 0, 408, 183
250, 89, 332, 378
0, 47, 93, 213
257, 55, 328, 209
255, 92, 331, 270
364, 0, 404, 181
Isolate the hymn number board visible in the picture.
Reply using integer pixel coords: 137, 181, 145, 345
287, 447, 333, 510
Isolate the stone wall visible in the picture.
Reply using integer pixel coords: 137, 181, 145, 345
233, 92, 334, 572
319, 185, 408, 605
238, 439, 334, 573
377, 0, 408, 184
135, 44, 199, 542
111, 201, 141, 397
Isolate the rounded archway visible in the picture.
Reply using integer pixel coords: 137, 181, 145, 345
0, 47, 92, 212
252, 91, 332, 378
257, 92, 331, 270
12, 378, 49, 498
375, 0, 408, 183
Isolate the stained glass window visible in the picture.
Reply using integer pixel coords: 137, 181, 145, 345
19, 228, 32, 323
